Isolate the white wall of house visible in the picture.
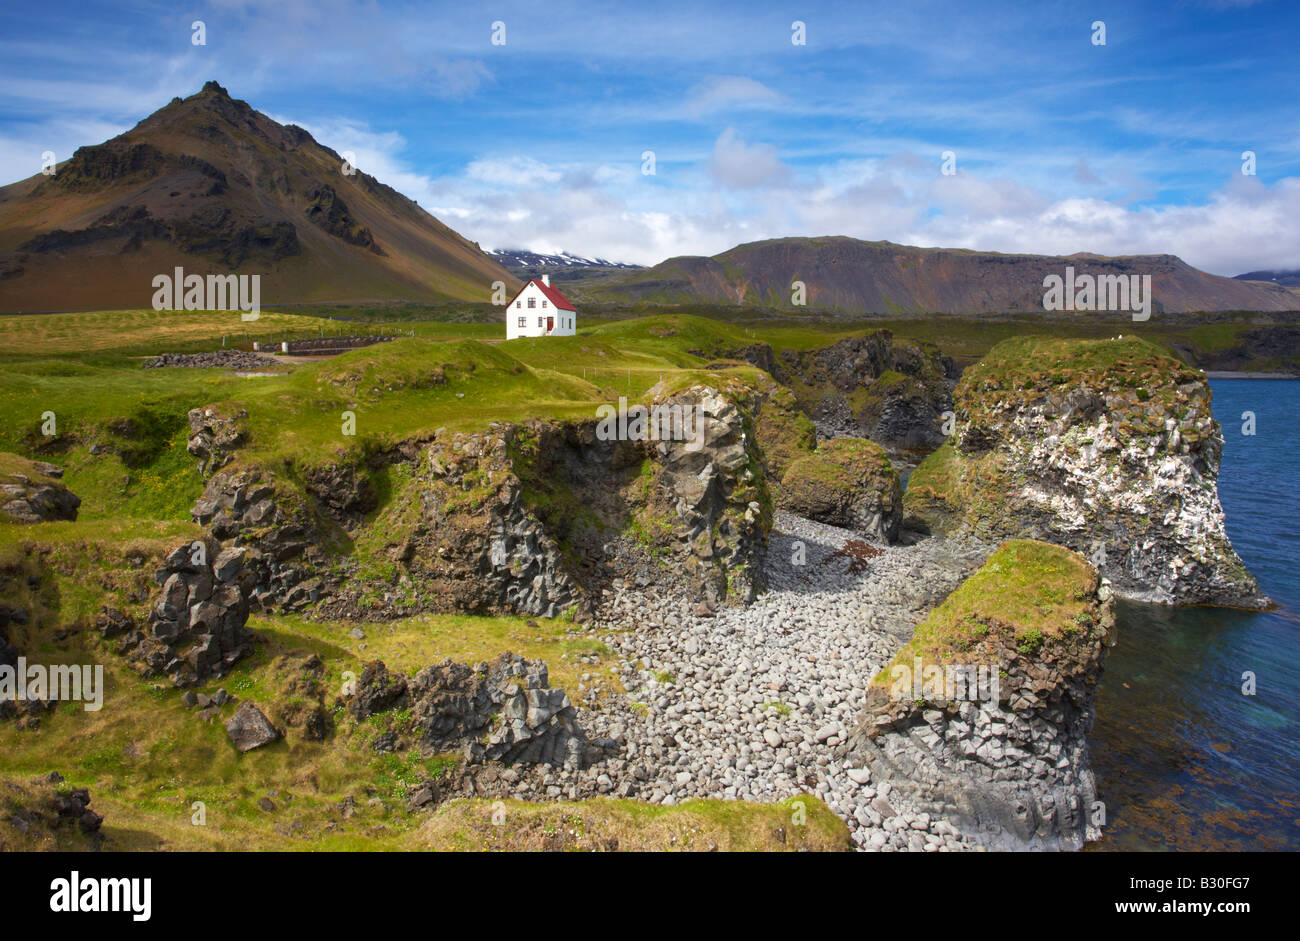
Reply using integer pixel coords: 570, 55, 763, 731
505, 280, 577, 339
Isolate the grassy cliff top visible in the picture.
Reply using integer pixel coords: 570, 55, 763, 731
0, 452, 61, 486
960, 334, 1206, 406
872, 539, 1097, 688
781, 436, 895, 492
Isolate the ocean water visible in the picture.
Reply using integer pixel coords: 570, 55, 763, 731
1088, 379, 1300, 851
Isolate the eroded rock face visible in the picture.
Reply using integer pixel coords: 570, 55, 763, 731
347, 653, 586, 768
777, 437, 902, 542
414, 653, 585, 766
349, 660, 409, 721
323, 384, 770, 618
122, 537, 257, 687
644, 386, 769, 605
400, 427, 583, 618
182, 385, 771, 620
840, 541, 1117, 851
0, 457, 80, 524
191, 467, 330, 611
760, 331, 958, 455
905, 336, 1267, 608
187, 406, 247, 476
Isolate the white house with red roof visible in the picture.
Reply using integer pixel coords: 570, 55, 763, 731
504, 275, 577, 339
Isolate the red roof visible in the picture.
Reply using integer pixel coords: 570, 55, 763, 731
510, 278, 576, 311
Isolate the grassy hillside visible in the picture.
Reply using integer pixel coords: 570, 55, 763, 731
0, 565, 846, 850
0, 305, 1275, 851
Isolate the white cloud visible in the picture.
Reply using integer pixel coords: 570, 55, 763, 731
431, 147, 1300, 275
466, 156, 562, 187
707, 127, 791, 190
685, 76, 783, 115
425, 57, 494, 99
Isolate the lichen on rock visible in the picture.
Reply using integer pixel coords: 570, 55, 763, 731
904, 335, 1267, 608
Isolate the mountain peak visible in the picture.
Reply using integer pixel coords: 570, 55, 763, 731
0, 81, 516, 311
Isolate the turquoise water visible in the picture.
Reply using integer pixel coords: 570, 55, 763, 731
1089, 379, 1300, 851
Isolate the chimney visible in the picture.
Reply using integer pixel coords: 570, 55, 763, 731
541, 274, 550, 287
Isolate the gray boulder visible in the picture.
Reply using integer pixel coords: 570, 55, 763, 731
225, 703, 281, 752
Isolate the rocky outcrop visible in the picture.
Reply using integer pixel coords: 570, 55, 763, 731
302, 463, 378, 528
304, 184, 381, 252
777, 438, 902, 542
391, 426, 584, 618
122, 537, 257, 687
348, 652, 587, 768
180, 383, 770, 620
349, 660, 410, 721
793, 332, 957, 453
905, 335, 1267, 608
640, 385, 769, 605
325, 384, 770, 619
191, 466, 333, 611
0, 776, 106, 849
186, 406, 248, 476
0, 456, 80, 523
48, 785, 104, 834
729, 331, 957, 456
748, 377, 817, 485
416, 653, 585, 767
840, 539, 1115, 851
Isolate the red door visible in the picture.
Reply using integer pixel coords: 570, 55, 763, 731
546, 317, 554, 333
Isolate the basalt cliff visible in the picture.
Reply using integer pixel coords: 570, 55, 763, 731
904, 335, 1266, 608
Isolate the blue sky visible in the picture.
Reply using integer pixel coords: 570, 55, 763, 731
1, 0, 1297, 273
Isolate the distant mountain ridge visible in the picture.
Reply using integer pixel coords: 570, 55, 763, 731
1234, 269, 1300, 288
578, 237, 1300, 315
487, 248, 643, 285
0, 81, 517, 313
488, 248, 642, 270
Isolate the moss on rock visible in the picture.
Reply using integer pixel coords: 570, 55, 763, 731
901, 335, 1266, 607
778, 437, 901, 542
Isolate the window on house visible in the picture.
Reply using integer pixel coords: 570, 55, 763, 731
527, 297, 536, 308
537, 317, 543, 327
517, 316, 525, 327
515, 300, 520, 308
542, 300, 548, 308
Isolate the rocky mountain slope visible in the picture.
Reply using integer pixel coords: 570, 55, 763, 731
579, 236, 1300, 314
0, 81, 517, 312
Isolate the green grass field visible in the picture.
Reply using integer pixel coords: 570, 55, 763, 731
0, 304, 1276, 851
